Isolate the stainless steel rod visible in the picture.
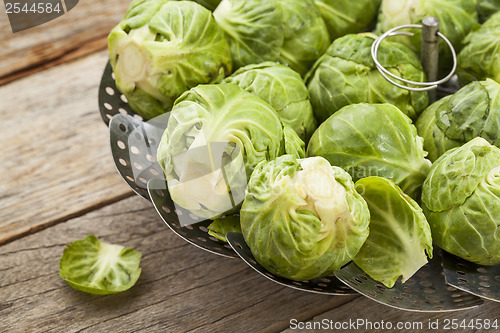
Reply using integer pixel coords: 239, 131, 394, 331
421, 17, 440, 103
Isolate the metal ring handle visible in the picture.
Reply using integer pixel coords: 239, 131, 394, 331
371, 24, 457, 92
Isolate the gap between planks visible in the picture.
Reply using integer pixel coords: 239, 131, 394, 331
0, 35, 109, 86
0, 0, 130, 86
2, 191, 135, 246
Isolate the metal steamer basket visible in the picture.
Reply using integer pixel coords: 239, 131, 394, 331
98, 19, 497, 311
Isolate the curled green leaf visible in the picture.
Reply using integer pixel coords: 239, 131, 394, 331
59, 235, 142, 295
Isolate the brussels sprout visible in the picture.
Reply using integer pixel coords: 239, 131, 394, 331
241, 155, 370, 281
157, 83, 305, 219
415, 95, 459, 163
458, 12, 500, 84
376, 0, 478, 72
59, 235, 142, 295
307, 103, 431, 199
306, 33, 428, 123
213, 0, 329, 75
354, 177, 433, 288
476, 0, 500, 23
314, 0, 381, 40
191, 0, 221, 11
277, 0, 330, 77
108, 0, 232, 119
416, 79, 500, 162
213, 0, 284, 69
224, 62, 317, 142
421, 138, 500, 266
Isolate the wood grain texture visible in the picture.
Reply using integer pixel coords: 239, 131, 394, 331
0, 50, 132, 245
281, 293, 500, 332
0, 0, 131, 85
0, 197, 358, 333
2, 195, 500, 333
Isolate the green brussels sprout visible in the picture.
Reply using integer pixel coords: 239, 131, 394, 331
213, 0, 284, 69
213, 0, 329, 75
59, 235, 142, 295
376, 0, 478, 72
108, 0, 232, 119
307, 103, 431, 199
191, 0, 221, 11
277, 0, 330, 77
354, 177, 433, 288
458, 12, 500, 84
241, 155, 370, 281
223, 62, 317, 143
314, 0, 382, 41
476, 0, 500, 23
157, 83, 305, 219
306, 33, 428, 123
416, 79, 500, 162
421, 137, 500, 266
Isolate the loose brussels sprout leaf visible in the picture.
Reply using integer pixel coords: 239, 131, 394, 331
276, 0, 330, 77
108, 0, 232, 118
476, 0, 500, 23
306, 33, 428, 123
416, 79, 500, 162
376, 0, 478, 72
458, 12, 500, 84
314, 0, 381, 41
241, 155, 370, 281
213, 0, 284, 70
191, 0, 221, 11
224, 62, 317, 143
157, 83, 305, 220
422, 138, 500, 265
354, 177, 433, 288
208, 215, 242, 242
59, 235, 142, 295
307, 103, 431, 199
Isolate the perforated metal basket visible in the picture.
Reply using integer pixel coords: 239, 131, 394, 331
442, 251, 500, 303
98, 61, 143, 126
98, 60, 496, 310
148, 178, 237, 258
335, 251, 483, 312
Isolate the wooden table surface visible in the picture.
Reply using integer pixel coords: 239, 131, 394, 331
1, 2, 500, 332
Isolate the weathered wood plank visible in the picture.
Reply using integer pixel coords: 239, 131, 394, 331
0, 50, 133, 245
281, 292, 500, 332
0, 0, 130, 85
0, 197, 357, 333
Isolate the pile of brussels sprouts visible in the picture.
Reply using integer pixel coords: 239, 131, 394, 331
108, 0, 500, 288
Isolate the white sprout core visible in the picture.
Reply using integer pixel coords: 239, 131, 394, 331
114, 25, 168, 102
293, 157, 353, 234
